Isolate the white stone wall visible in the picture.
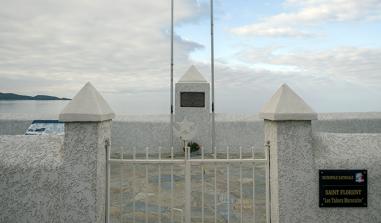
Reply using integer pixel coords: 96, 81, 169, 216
112, 118, 264, 154
1, 113, 381, 154
0, 135, 63, 222
111, 113, 381, 154
313, 132, 381, 223
0, 121, 111, 223
1, 113, 381, 222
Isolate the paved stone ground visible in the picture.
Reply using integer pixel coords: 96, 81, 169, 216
109, 153, 267, 223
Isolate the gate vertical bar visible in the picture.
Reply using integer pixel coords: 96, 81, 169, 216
105, 140, 110, 223
133, 147, 136, 223
171, 147, 174, 223
201, 147, 205, 223
145, 147, 149, 223
214, 147, 217, 223
239, 147, 243, 223
226, 146, 230, 223
185, 147, 191, 223
158, 147, 162, 223
252, 147, 256, 223
120, 146, 124, 222
265, 143, 271, 223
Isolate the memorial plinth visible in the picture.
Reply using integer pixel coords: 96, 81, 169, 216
175, 65, 211, 153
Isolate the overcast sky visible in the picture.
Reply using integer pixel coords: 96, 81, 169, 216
0, 0, 380, 114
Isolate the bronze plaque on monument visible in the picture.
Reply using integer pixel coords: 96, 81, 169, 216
319, 169, 367, 207
180, 92, 205, 107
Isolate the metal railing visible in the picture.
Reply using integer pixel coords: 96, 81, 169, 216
106, 145, 270, 223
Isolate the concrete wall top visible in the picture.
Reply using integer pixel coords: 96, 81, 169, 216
2, 112, 381, 122
0, 135, 63, 169
0, 113, 59, 120
317, 112, 381, 120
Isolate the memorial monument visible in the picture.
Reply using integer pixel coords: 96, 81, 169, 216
174, 65, 211, 153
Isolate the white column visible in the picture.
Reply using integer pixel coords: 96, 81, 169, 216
260, 84, 318, 223
175, 66, 211, 153
59, 82, 115, 223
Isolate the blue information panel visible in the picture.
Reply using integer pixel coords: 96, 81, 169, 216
319, 169, 367, 208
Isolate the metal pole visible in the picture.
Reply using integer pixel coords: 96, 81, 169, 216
170, 0, 174, 148
210, 0, 216, 153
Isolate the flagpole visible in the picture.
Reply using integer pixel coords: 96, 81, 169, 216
170, 0, 174, 149
210, 0, 215, 154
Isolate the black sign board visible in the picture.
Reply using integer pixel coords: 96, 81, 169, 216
180, 92, 205, 107
319, 169, 367, 208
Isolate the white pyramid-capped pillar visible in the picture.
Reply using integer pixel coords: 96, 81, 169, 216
259, 84, 317, 121
261, 84, 318, 223
59, 82, 115, 122
59, 82, 113, 222
175, 65, 211, 153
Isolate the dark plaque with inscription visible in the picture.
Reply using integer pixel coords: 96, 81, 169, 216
180, 92, 205, 107
319, 169, 367, 207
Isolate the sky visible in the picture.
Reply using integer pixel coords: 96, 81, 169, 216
0, 0, 380, 114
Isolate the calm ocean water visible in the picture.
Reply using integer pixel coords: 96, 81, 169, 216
0, 101, 69, 115
0, 91, 172, 115
0, 100, 166, 115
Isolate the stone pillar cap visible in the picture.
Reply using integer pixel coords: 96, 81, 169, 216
178, 65, 208, 83
59, 82, 115, 122
259, 84, 317, 121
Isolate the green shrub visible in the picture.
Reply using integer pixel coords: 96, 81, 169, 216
183, 141, 200, 153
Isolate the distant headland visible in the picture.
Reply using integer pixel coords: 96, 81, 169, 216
0, 92, 71, 100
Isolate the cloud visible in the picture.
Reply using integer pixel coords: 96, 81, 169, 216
0, 0, 207, 97
231, 26, 313, 38
231, 0, 381, 37
1, 0, 381, 114
238, 46, 381, 87
186, 48, 381, 113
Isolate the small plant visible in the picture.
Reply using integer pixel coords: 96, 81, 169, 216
183, 141, 201, 153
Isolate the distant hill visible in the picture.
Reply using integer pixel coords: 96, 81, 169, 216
0, 92, 71, 100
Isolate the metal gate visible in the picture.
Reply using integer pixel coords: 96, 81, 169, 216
106, 146, 270, 223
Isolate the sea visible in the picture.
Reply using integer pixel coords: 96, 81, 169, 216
0, 100, 168, 116
0, 101, 69, 115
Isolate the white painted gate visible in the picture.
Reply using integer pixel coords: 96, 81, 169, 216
106, 146, 270, 223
